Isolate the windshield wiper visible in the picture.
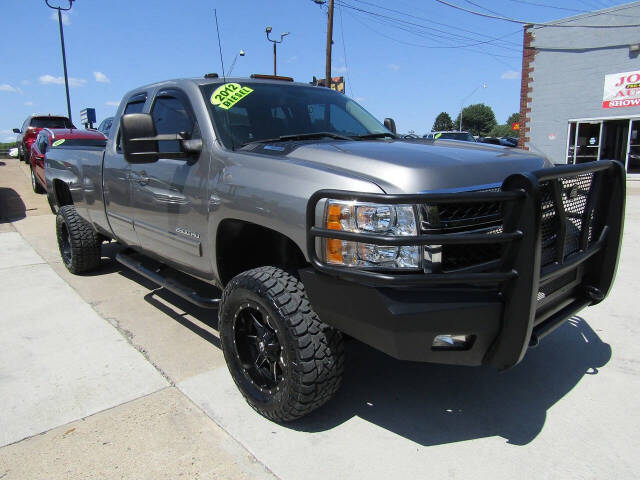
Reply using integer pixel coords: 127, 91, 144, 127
238, 132, 353, 149
354, 132, 397, 140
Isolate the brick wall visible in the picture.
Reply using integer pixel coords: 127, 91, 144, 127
518, 26, 536, 150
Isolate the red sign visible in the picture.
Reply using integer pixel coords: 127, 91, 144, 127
511, 122, 520, 131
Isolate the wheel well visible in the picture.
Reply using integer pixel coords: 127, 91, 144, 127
52, 179, 73, 207
216, 219, 308, 285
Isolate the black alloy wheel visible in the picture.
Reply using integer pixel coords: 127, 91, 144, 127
59, 222, 73, 266
233, 302, 285, 392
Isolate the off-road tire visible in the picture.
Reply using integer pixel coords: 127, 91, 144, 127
219, 266, 344, 422
56, 205, 102, 274
31, 167, 45, 194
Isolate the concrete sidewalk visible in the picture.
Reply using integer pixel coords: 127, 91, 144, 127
0, 159, 276, 479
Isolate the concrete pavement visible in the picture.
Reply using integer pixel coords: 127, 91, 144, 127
0, 159, 275, 479
1, 157, 639, 479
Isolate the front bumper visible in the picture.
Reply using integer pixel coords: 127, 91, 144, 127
304, 161, 626, 369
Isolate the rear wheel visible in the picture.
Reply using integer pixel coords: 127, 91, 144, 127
31, 167, 45, 194
219, 266, 344, 422
56, 205, 102, 274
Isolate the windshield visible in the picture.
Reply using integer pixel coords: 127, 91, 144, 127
435, 132, 475, 142
30, 117, 74, 129
200, 82, 390, 149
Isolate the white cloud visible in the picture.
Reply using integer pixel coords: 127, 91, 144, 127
39, 75, 86, 87
286, 55, 298, 63
0, 84, 20, 93
501, 70, 520, 80
24, 101, 34, 106
387, 63, 400, 71
333, 66, 348, 73
105, 101, 120, 106
50, 11, 71, 25
93, 71, 110, 83
1, 129, 14, 135
21, 79, 31, 85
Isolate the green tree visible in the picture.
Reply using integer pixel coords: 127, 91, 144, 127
506, 112, 520, 126
488, 124, 515, 138
454, 103, 497, 136
431, 112, 454, 132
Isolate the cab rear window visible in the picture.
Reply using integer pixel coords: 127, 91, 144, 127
30, 117, 74, 129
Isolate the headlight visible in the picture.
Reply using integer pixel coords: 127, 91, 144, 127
323, 200, 421, 269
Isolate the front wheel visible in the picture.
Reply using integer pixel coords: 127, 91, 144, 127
31, 167, 45, 194
219, 266, 344, 422
56, 205, 102, 274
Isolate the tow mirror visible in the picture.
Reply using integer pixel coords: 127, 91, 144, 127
12, 128, 20, 134
121, 113, 160, 164
121, 113, 202, 163
384, 117, 397, 135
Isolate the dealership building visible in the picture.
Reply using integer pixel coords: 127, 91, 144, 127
518, 2, 640, 176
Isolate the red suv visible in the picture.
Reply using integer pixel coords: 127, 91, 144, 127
29, 128, 106, 195
13, 115, 75, 162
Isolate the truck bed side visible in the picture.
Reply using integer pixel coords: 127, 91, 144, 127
45, 145, 112, 237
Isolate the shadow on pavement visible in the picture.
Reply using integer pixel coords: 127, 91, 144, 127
0, 187, 26, 222
293, 316, 611, 446
99, 245, 610, 447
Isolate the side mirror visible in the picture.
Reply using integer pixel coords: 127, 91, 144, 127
13, 128, 20, 134
384, 117, 397, 135
121, 113, 160, 164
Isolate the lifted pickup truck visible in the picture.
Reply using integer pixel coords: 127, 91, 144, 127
46, 75, 625, 422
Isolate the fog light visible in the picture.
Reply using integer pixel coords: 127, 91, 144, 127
432, 334, 471, 349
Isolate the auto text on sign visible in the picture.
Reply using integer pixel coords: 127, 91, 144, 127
602, 70, 640, 109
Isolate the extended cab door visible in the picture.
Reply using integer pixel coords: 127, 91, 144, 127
103, 93, 147, 248
129, 88, 211, 277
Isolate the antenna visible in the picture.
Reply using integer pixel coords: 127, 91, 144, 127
214, 9, 226, 80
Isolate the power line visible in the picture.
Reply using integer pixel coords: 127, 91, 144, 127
337, 1, 522, 51
342, 8, 520, 69
434, 0, 640, 27
337, 4, 354, 97
463, 0, 504, 17
504, 0, 587, 13
351, 0, 521, 47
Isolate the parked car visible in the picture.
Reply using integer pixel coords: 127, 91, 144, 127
13, 114, 75, 162
97, 116, 114, 137
478, 136, 502, 145
500, 136, 519, 147
29, 127, 106, 196
424, 131, 476, 142
46, 75, 625, 422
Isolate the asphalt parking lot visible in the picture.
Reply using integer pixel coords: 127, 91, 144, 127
1, 157, 639, 479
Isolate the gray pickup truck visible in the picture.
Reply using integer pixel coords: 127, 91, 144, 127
46, 75, 625, 422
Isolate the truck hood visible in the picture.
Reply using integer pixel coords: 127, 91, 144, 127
280, 140, 552, 194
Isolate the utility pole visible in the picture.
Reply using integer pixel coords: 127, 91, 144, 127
325, 0, 335, 88
45, 0, 74, 123
265, 27, 289, 76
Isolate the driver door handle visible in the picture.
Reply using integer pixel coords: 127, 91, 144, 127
136, 171, 150, 186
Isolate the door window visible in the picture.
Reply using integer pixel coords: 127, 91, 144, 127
151, 94, 197, 153
574, 122, 601, 164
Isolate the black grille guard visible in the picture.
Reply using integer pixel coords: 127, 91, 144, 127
306, 160, 626, 369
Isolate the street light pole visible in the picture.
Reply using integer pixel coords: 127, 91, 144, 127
45, 0, 74, 124
459, 82, 487, 132
265, 27, 289, 76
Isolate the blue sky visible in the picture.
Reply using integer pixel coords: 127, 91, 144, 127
0, 0, 635, 141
